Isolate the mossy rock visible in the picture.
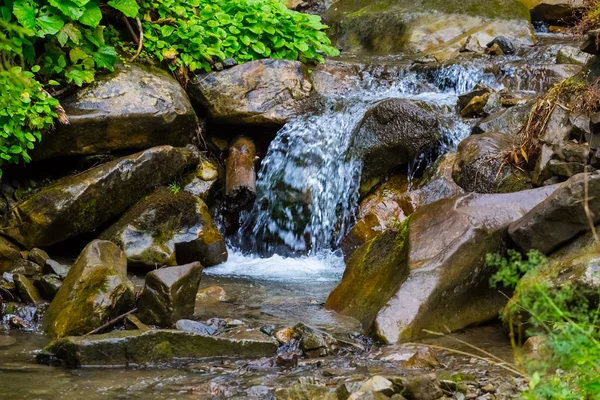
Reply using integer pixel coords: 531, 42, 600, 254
100, 188, 227, 269
0, 146, 198, 249
40, 329, 278, 367
42, 240, 135, 339
326, 0, 534, 57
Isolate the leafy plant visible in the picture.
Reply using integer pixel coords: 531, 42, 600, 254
168, 181, 181, 194
487, 249, 546, 289
138, 0, 339, 72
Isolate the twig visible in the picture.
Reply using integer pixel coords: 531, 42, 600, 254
129, 17, 144, 63
583, 171, 600, 247
83, 308, 137, 337
122, 16, 139, 44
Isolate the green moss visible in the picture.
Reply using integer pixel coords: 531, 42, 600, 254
151, 341, 174, 361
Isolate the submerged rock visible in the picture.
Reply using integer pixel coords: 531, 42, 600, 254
0, 146, 198, 249
33, 64, 198, 160
43, 240, 135, 338
326, 0, 534, 58
509, 172, 600, 254
40, 328, 278, 367
188, 59, 314, 126
351, 99, 442, 195
137, 262, 203, 327
327, 186, 558, 342
100, 188, 226, 268
453, 132, 531, 193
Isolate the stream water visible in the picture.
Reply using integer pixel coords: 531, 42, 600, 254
0, 33, 582, 399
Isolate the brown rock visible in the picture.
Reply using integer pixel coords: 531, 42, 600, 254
225, 136, 257, 212
275, 328, 296, 344
14, 274, 43, 305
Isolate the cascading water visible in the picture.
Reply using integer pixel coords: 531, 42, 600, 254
207, 61, 500, 280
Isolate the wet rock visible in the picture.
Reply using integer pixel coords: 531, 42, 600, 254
43, 260, 70, 279
183, 158, 220, 202
509, 172, 600, 254
337, 380, 364, 400
403, 347, 441, 369
34, 275, 62, 301
276, 349, 299, 369
124, 314, 149, 331
9, 259, 42, 276
33, 64, 197, 160
404, 374, 444, 400
196, 285, 229, 302
175, 319, 218, 336
457, 86, 493, 113
351, 99, 442, 195
486, 36, 516, 55
453, 132, 531, 193
348, 391, 390, 400
276, 328, 296, 344
460, 93, 491, 118
40, 328, 278, 367
100, 188, 226, 268
486, 43, 505, 56
528, 0, 585, 25
42, 240, 135, 338
188, 59, 314, 126
460, 36, 485, 53
582, 29, 600, 55
472, 100, 533, 135
359, 376, 395, 396
225, 136, 257, 212
293, 323, 338, 357
327, 186, 558, 342
326, 0, 534, 59
14, 274, 42, 305
0, 146, 198, 249
0, 335, 16, 348
137, 262, 203, 327
27, 248, 49, 267
0, 236, 23, 274
556, 46, 591, 66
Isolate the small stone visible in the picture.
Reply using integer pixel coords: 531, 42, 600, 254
275, 328, 296, 344
480, 384, 495, 393
196, 285, 229, 302
137, 262, 203, 327
359, 376, 395, 396
214, 62, 224, 71
581, 29, 600, 55
28, 248, 49, 267
486, 43, 504, 56
11, 259, 42, 276
403, 347, 441, 369
404, 373, 444, 400
486, 36, 515, 55
260, 324, 276, 336
337, 380, 363, 399
293, 323, 337, 358
0, 335, 16, 348
276, 351, 298, 368
34, 274, 62, 301
222, 58, 238, 68
14, 274, 43, 305
43, 259, 70, 279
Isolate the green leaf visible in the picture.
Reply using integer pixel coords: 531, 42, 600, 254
8, 146, 22, 154
12, 0, 36, 31
48, 0, 85, 20
108, 0, 139, 18
36, 12, 65, 38
31, 65, 41, 73
79, 2, 103, 27
69, 47, 89, 63
92, 46, 117, 70
57, 23, 81, 46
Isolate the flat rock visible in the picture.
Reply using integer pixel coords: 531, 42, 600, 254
39, 329, 278, 367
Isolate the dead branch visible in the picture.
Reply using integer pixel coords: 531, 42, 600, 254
83, 308, 137, 336
129, 17, 144, 63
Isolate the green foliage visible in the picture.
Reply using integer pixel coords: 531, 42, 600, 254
487, 249, 546, 289
138, 0, 339, 72
489, 250, 600, 399
168, 182, 181, 194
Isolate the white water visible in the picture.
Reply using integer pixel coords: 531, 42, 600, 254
215, 61, 503, 281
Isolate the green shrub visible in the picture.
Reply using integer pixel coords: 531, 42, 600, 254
138, 0, 339, 72
487, 250, 600, 399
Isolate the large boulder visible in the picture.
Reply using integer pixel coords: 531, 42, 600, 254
325, 0, 534, 58
523, 0, 585, 25
137, 262, 203, 327
0, 236, 24, 274
452, 132, 531, 193
42, 240, 135, 338
351, 99, 442, 195
33, 64, 197, 160
0, 146, 198, 249
100, 188, 226, 269
40, 328, 278, 367
509, 172, 600, 254
188, 59, 314, 126
327, 185, 558, 342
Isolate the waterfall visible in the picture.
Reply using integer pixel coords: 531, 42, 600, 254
208, 61, 501, 280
